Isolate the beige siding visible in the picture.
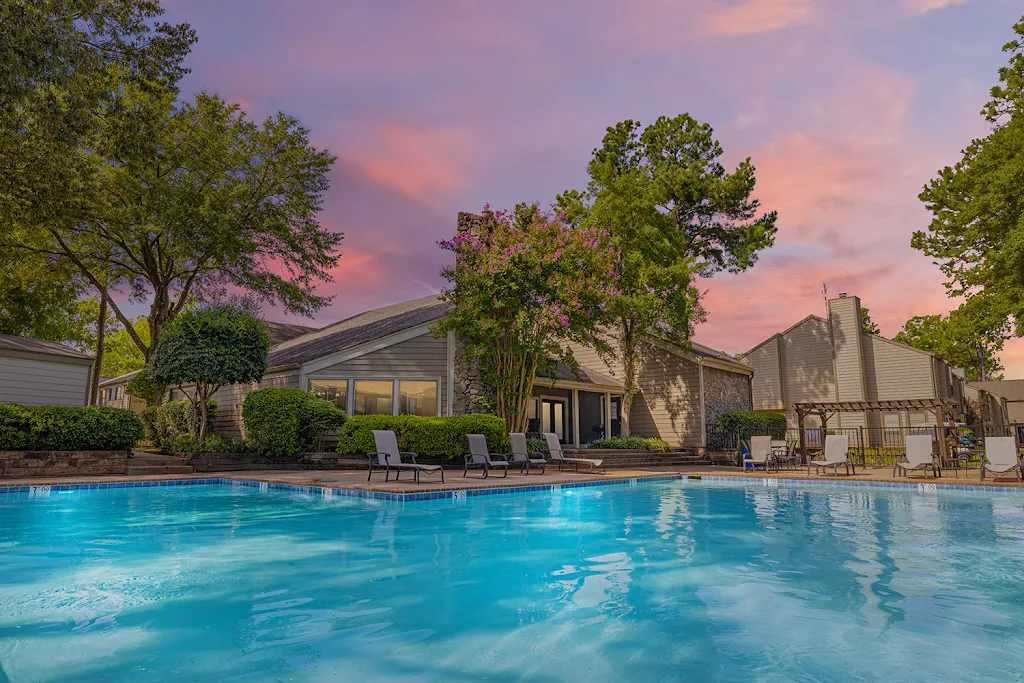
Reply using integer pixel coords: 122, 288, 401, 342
211, 370, 299, 439
829, 297, 866, 409
306, 333, 449, 415
628, 340, 703, 448
862, 336, 935, 401
0, 355, 91, 406
1008, 402, 1024, 423
742, 338, 783, 411
565, 336, 624, 379
779, 317, 835, 426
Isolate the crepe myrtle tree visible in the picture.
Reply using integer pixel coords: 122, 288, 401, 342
150, 304, 270, 440
434, 203, 619, 433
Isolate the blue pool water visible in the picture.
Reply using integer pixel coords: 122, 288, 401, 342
1, 481, 1023, 682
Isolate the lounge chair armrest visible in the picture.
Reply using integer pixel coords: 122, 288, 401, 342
561, 448, 579, 455
492, 452, 510, 462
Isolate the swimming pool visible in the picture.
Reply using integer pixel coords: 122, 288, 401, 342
1, 479, 1023, 682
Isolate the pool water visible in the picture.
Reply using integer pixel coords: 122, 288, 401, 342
1, 481, 1023, 682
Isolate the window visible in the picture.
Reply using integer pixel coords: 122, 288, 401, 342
353, 380, 393, 415
399, 380, 438, 417
310, 380, 348, 411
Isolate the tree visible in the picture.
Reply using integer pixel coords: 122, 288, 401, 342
861, 308, 881, 336
433, 204, 618, 433
0, 255, 93, 345
125, 366, 167, 405
558, 115, 777, 435
912, 15, 1024, 337
893, 303, 1008, 381
3, 92, 342, 362
150, 305, 270, 440
100, 316, 150, 377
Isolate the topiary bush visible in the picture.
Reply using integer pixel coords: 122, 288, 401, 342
242, 388, 346, 457
713, 410, 787, 442
0, 404, 143, 451
336, 414, 508, 461
588, 436, 669, 451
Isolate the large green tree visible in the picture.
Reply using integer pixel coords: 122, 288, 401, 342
893, 302, 1008, 381
151, 304, 270, 440
912, 15, 1024, 336
559, 115, 777, 435
0, 255, 93, 345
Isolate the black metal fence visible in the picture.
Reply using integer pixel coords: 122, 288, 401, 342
707, 421, 1022, 468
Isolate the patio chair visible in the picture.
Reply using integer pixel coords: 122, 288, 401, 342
543, 433, 606, 473
465, 434, 511, 478
980, 437, 1024, 482
771, 439, 795, 469
745, 436, 774, 471
368, 430, 444, 484
893, 435, 937, 479
510, 433, 546, 474
808, 434, 852, 476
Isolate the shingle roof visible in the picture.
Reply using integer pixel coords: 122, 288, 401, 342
0, 333, 93, 360
267, 295, 450, 368
98, 369, 142, 388
970, 380, 1024, 402
690, 340, 751, 368
265, 321, 319, 346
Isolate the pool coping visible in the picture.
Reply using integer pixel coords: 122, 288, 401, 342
2, 470, 1024, 501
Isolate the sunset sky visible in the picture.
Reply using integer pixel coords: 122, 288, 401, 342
163, 0, 1024, 373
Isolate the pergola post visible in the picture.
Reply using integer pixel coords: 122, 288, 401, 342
798, 407, 807, 465
934, 406, 947, 470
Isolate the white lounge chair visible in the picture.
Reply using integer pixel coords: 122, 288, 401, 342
981, 437, 1024, 481
746, 436, 774, 471
808, 434, 852, 476
893, 435, 937, 479
368, 430, 444, 484
510, 433, 547, 474
543, 433, 605, 473
465, 434, 511, 478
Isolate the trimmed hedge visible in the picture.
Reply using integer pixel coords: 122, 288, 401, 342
242, 388, 346, 457
0, 403, 143, 451
588, 436, 669, 451
337, 414, 508, 460
713, 410, 787, 441
161, 434, 251, 455
142, 400, 217, 443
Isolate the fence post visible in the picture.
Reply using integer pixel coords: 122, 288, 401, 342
859, 426, 866, 467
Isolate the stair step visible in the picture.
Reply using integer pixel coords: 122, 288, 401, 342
125, 465, 194, 475
129, 457, 190, 466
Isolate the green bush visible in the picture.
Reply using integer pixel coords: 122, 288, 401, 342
161, 434, 250, 455
588, 436, 669, 451
526, 437, 547, 455
242, 388, 346, 457
151, 400, 217, 442
0, 403, 143, 451
336, 414, 508, 460
713, 410, 787, 441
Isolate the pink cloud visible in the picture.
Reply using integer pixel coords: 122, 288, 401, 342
904, 0, 969, 15
704, 0, 815, 37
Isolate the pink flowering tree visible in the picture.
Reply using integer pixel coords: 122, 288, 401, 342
435, 203, 618, 433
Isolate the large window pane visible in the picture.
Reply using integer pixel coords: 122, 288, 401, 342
310, 380, 348, 412
399, 380, 438, 417
354, 380, 393, 415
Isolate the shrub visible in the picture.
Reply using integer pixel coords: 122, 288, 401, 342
588, 436, 669, 451
152, 400, 217, 442
713, 410, 787, 441
161, 434, 250, 455
526, 437, 547, 455
126, 366, 167, 404
336, 414, 508, 460
0, 404, 143, 451
242, 388, 346, 457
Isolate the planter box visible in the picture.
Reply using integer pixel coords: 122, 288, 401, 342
0, 451, 129, 478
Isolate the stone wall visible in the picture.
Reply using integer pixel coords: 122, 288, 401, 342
0, 451, 129, 478
703, 366, 752, 426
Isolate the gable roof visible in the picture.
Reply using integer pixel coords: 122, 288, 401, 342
539, 361, 625, 389
739, 314, 827, 358
267, 295, 450, 368
0, 333, 93, 361
265, 321, 318, 346
970, 380, 1024, 402
690, 340, 751, 368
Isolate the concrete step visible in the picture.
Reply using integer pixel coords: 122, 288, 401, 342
125, 465, 194, 476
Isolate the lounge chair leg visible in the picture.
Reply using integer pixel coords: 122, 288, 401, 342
368, 465, 373, 482
440, 468, 445, 483
463, 465, 468, 478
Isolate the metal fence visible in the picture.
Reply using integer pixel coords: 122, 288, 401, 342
707, 421, 1022, 469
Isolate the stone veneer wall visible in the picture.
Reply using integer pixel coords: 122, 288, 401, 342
451, 211, 495, 415
1, 451, 129, 478
702, 366, 752, 426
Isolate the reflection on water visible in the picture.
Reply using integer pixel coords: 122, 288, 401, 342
1, 483, 1023, 682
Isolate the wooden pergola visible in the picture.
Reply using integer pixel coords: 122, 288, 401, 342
794, 398, 960, 460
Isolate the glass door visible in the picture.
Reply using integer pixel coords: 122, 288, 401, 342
540, 398, 567, 443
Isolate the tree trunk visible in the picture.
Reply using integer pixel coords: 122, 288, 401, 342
620, 321, 638, 438
198, 387, 209, 441
88, 295, 107, 406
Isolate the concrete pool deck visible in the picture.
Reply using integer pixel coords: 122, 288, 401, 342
3, 464, 1023, 492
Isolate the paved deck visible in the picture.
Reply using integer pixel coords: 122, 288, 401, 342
2, 464, 1022, 492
